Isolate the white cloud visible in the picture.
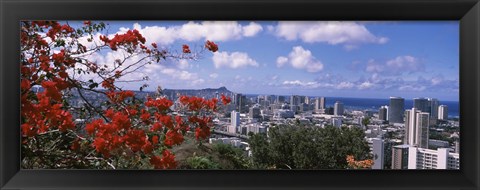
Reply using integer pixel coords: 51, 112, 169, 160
177, 59, 190, 69
365, 56, 424, 75
336, 82, 355, 89
358, 81, 374, 90
276, 56, 288, 67
274, 21, 388, 49
277, 46, 324, 73
209, 73, 219, 79
242, 22, 263, 37
399, 85, 426, 91
119, 21, 263, 46
212, 51, 259, 69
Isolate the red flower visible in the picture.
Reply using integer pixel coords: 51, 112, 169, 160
83, 21, 91, 26
150, 150, 177, 169
205, 40, 218, 52
20, 79, 31, 91
164, 129, 184, 147
151, 135, 159, 145
151, 122, 162, 131
124, 129, 147, 152
151, 43, 157, 48
101, 78, 115, 90
85, 119, 104, 135
182, 44, 191, 53
41, 81, 62, 101
221, 94, 231, 105
21, 123, 37, 137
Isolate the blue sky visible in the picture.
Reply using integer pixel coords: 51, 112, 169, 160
79, 21, 459, 101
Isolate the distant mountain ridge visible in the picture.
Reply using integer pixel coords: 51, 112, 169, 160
161, 86, 234, 98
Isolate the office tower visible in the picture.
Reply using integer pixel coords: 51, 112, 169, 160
372, 138, 385, 169
408, 147, 460, 169
379, 106, 388, 121
404, 108, 430, 148
290, 95, 302, 106
276, 96, 285, 104
303, 96, 309, 104
234, 94, 247, 113
314, 97, 326, 113
332, 117, 342, 127
325, 107, 334, 115
249, 106, 261, 119
428, 98, 439, 126
300, 96, 306, 104
334, 101, 344, 116
391, 145, 410, 169
438, 105, 448, 120
413, 98, 429, 112
230, 110, 240, 133
389, 97, 405, 124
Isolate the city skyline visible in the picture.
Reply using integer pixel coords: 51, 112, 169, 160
74, 21, 459, 101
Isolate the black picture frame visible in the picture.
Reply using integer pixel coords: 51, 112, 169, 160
1, 0, 479, 189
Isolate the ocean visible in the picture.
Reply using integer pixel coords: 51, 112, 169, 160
323, 97, 460, 118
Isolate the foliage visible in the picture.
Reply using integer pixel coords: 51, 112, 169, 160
185, 156, 220, 169
249, 125, 372, 169
212, 143, 252, 169
20, 21, 228, 169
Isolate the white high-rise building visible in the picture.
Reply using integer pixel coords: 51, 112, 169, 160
404, 108, 430, 148
230, 111, 240, 133
372, 138, 385, 169
334, 101, 344, 116
438, 105, 448, 120
408, 147, 460, 169
314, 97, 326, 113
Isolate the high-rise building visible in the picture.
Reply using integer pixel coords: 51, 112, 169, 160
276, 96, 285, 104
413, 98, 429, 113
290, 95, 301, 106
408, 147, 460, 169
234, 93, 247, 113
249, 106, 261, 119
334, 101, 344, 116
391, 144, 410, 169
230, 111, 240, 133
314, 97, 326, 113
389, 97, 405, 124
438, 105, 448, 120
404, 108, 430, 148
428, 98, 439, 126
379, 106, 388, 121
372, 138, 385, 169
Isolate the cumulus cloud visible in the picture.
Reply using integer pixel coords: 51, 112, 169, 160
118, 21, 263, 46
273, 21, 388, 49
212, 51, 259, 69
242, 22, 263, 37
276, 56, 288, 67
276, 46, 324, 72
365, 56, 424, 75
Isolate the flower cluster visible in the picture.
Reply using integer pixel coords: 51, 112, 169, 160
182, 44, 191, 53
346, 155, 374, 169
100, 29, 146, 51
205, 40, 218, 52
179, 95, 218, 112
